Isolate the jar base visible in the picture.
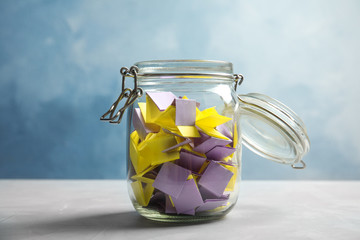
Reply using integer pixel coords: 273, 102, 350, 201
134, 203, 233, 223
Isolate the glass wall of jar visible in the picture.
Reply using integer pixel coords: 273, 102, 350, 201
126, 60, 241, 222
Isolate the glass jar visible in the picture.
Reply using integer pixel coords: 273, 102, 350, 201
101, 60, 310, 223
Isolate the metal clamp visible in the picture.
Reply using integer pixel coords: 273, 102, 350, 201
291, 160, 306, 169
100, 66, 143, 124
233, 74, 244, 91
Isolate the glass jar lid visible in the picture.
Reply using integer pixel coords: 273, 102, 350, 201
238, 93, 310, 167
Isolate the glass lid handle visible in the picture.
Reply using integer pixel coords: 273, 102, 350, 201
233, 74, 309, 170
291, 160, 306, 169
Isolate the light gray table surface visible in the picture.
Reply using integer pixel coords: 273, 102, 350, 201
0, 180, 359, 240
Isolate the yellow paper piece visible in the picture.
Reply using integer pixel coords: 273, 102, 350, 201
168, 195, 175, 207
229, 123, 238, 158
233, 122, 238, 148
196, 107, 201, 116
197, 125, 229, 140
131, 165, 157, 183
177, 126, 201, 137
131, 181, 145, 206
210, 204, 229, 212
132, 176, 155, 184
198, 161, 210, 174
145, 95, 162, 124
130, 130, 140, 143
196, 107, 232, 128
136, 132, 156, 152
182, 96, 188, 100
186, 174, 194, 180
131, 180, 154, 207
154, 105, 177, 130
144, 183, 155, 205
196, 107, 217, 119
139, 131, 180, 166
138, 102, 147, 120
143, 97, 177, 131
220, 163, 237, 192
130, 131, 152, 174
138, 102, 160, 132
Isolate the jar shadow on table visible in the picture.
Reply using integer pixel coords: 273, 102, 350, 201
20, 211, 211, 232
13, 204, 281, 234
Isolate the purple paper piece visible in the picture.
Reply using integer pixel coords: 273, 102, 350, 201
178, 96, 200, 108
198, 161, 234, 198
182, 209, 196, 215
196, 198, 228, 212
132, 108, 152, 140
193, 132, 232, 154
175, 99, 196, 126
149, 191, 165, 207
205, 146, 236, 160
172, 179, 204, 214
165, 195, 177, 214
216, 123, 233, 140
147, 92, 177, 111
193, 131, 210, 145
198, 186, 218, 200
199, 185, 230, 200
152, 191, 165, 202
222, 194, 230, 200
162, 138, 192, 153
153, 162, 191, 198
176, 149, 207, 172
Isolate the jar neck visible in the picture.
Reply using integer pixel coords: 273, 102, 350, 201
134, 60, 235, 86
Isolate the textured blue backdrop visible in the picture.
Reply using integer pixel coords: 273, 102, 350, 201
1, 0, 359, 179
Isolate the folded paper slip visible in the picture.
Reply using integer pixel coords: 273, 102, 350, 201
171, 178, 204, 215
175, 98, 196, 126
130, 131, 151, 174
193, 131, 232, 153
138, 102, 160, 132
196, 197, 229, 212
219, 163, 238, 192
131, 180, 154, 207
196, 107, 232, 128
176, 149, 207, 173
198, 161, 234, 198
147, 92, 177, 111
152, 162, 192, 199
133, 108, 154, 141
138, 131, 180, 166
206, 146, 236, 161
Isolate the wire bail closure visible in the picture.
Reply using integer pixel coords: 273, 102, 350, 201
100, 66, 143, 124
233, 74, 244, 91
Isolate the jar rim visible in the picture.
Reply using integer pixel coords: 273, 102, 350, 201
134, 59, 232, 65
134, 59, 234, 80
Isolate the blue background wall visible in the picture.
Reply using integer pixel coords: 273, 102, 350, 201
1, 0, 359, 179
